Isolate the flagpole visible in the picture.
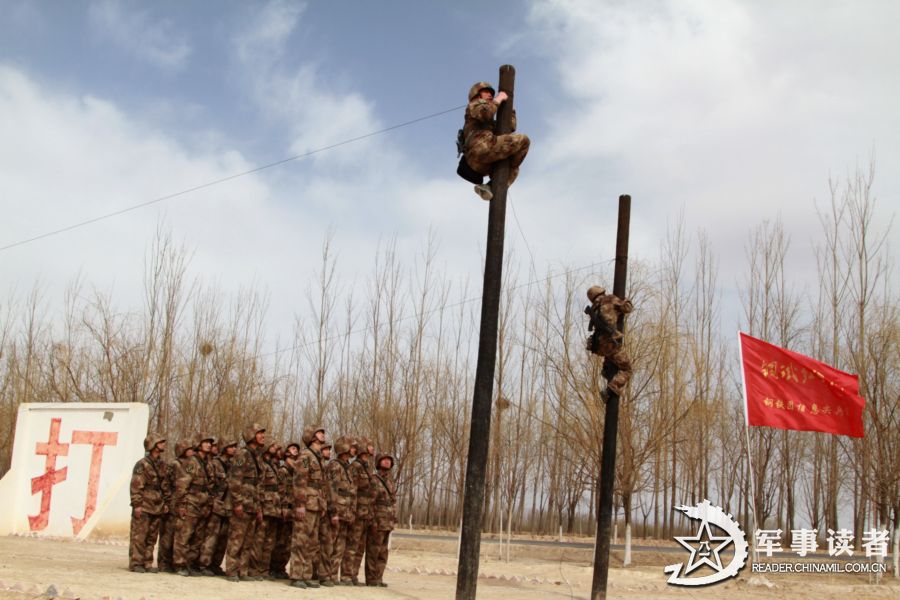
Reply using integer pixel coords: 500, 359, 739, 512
738, 332, 761, 564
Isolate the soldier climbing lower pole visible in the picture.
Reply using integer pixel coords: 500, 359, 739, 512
590, 195, 632, 600
455, 64, 519, 600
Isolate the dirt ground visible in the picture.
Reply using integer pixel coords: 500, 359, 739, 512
0, 533, 897, 600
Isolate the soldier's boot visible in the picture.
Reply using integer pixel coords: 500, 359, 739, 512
177, 568, 190, 577
225, 575, 240, 583
199, 568, 215, 576
290, 580, 307, 589
146, 567, 159, 573
319, 579, 334, 587
305, 580, 321, 588
474, 183, 493, 201
131, 566, 146, 573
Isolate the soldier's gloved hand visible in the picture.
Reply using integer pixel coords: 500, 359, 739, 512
495, 91, 508, 104
295, 506, 306, 520
134, 507, 143, 519
331, 515, 339, 526
233, 505, 245, 518
163, 504, 169, 514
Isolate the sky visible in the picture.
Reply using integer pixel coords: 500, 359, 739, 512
1, 0, 897, 350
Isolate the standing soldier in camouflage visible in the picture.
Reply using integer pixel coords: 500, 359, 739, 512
462, 81, 530, 201
199, 437, 236, 575
129, 433, 167, 573
156, 452, 177, 572
326, 436, 356, 585
585, 285, 634, 396
252, 440, 282, 579
224, 424, 265, 582
289, 426, 327, 589
315, 440, 336, 586
173, 434, 214, 576
269, 441, 298, 579
341, 437, 374, 586
366, 453, 397, 587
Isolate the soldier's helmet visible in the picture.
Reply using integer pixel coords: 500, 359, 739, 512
286, 441, 301, 452
357, 436, 374, 456
334, 436, 352, 455
320, 439, 333, 451
175, 439, 193, 458
375, 453, 395, 470
266, 440, 281, 453
301, 425, 326, 447
143, 433, 166, 452
468, 81, 495, 101
219, 437, 238, 450
587, 286, 606, 303
194, 432, 215, 448
242, 423, 266, 444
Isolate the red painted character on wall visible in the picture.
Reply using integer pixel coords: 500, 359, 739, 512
29, 417, 118, 534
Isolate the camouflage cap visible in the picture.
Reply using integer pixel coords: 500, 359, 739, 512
334, 436, 352, 455
175, 439, 193, 458
195, 432, 215, 447
242, 423, 266, 444
143, 433, 166, 452
587, 286, 606, 302
286, 441, 301, 451
301, 425, 326, 447
219, 437, 238, 450
375, 453, 395, 469
468, 81, 495, 101
357, 436, 374, 455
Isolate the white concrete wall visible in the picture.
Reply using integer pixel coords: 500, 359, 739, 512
0, 403, 148, 539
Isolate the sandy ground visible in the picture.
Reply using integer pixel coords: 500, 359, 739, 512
0, 533, 897, 600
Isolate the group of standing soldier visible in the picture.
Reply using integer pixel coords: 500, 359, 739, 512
129, 423, 397, 589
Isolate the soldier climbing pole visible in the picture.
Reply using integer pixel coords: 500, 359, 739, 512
591, 195, 631, 600
455, 64, 516, 600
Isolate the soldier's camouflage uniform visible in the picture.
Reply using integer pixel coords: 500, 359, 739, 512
269, 452, 295, 577
224, 428, 264, 579
128, 436, 167, 571
463, 81, 530, 187
172, 443, 214, 572
341, 449, 374, 584
156, 459, 177, 572
289, 444, 326, 583
198, 448, 232, 572
586, 286, 634, 395
365, 455, 397, 586
251, 445, 282, 577
325, 447, 356, 583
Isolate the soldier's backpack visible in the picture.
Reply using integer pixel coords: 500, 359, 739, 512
456, 128, 484, 185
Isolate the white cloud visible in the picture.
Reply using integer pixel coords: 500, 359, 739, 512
513, 0, 900, 321
88, 0, 191, 71
0, 61, 494, 351
232, 0, 379, 165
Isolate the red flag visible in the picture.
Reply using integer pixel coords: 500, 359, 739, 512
739, 332, 865, 437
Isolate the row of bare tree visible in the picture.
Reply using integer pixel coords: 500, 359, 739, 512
1, 166, 896, 547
